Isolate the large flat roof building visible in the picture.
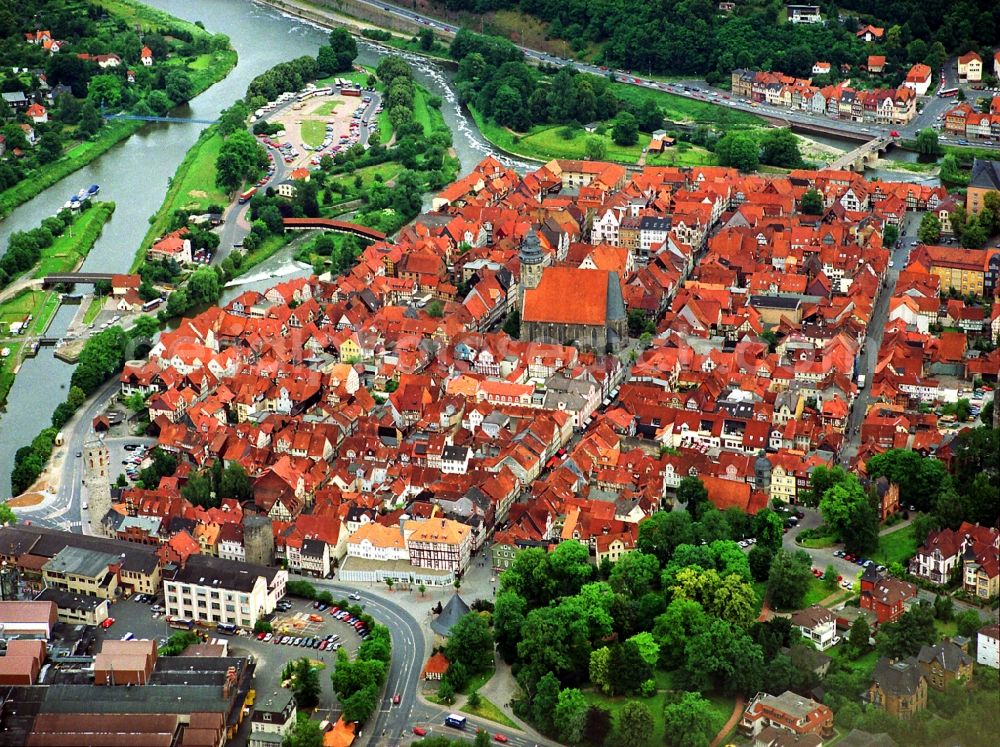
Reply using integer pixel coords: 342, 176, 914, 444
164, 554, 286, 629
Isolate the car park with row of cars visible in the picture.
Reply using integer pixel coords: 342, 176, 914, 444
265, 631, 343, 651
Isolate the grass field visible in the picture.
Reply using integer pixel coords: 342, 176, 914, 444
582, 679, 734, 747
168, 131, 228, 214
582, 688, 670, 747
519, 125, 646, 163
610, 83, 766, 127
412, 87, 433, 134
460, 694, 518, 729
83, 296, 104, 325
313, 100, 341, 117
875, 524, 918, 566
0, 341, 23, 405
300, 120, 328, 148
645, 142, 717, 167
470, 107, 715, 166
231, 233, 298, 279
92, 0, 211, 36
132, 127, 229, 270
31, 202, 115, 279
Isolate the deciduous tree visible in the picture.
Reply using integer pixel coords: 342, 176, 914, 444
662, 692, 715, 747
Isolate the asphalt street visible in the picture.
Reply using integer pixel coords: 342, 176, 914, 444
841, 210, 923, 463
305, 579, 556, 747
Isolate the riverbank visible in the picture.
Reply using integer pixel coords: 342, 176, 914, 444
0, 0, 236, 225
0, 202, 115, 407
131, 126, 229, 272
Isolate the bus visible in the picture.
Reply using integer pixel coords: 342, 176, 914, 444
444, 715, 467, 730
216, 623, 238, 635
166, 616, 195, 630
238, 187, 258, 204
142, 298, 163, 312
938, 87, 959, 98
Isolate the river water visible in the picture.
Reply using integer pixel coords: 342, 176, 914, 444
0, 0, 528, 496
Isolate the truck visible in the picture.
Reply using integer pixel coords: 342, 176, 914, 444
238, 187, 257, 204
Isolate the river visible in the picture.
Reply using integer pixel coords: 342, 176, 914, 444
0, 0, 525, 497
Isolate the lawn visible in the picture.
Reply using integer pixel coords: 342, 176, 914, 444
34, 202, 115, 279
313, 100, 341, 117
459, 667, 494, 696
460, 695, 519, 730
645, 142, 717, 167
609, 83, 766, 127
519, 125, 646, 163
802, 577, 839, 608
133, 128, 230, 269
168, 131, 228, 213
875, 524, 918, 567
0, 342, 23, 406
705, 693, 737, 741
300, 120, 328, 148
324, 162, 402, 206
83, 296, 104, 325
412, 87, 433, 134
470, 106, 714, 166
0, 288, 60, 372
230, 233, 298, 279
582, 680, 735, 747
582, 688, 669, 747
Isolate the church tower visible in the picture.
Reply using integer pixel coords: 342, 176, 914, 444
518, 229, 544, 307
83, 436, 112, 536
754, 449, 772, 496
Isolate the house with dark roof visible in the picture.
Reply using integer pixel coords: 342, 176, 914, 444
791, 606, 839, 650
916, 640, 973, 690
967, 158, 1000, 215
866, 656, 927, 719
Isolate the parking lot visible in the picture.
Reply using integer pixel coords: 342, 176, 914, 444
92, 592, 369, 717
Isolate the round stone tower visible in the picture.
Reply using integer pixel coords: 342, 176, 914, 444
83, 436, 112, 536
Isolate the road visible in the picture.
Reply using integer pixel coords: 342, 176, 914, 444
347, 0, 1000, 150
305, 579, 554, 747
840, 210, 922, 463
216, 88, 383, 264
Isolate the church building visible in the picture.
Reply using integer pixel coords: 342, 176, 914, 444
520, 236, 628, 354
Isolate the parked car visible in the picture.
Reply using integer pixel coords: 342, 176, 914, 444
100, 617, 116, 629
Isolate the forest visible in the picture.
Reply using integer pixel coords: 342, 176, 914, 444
433, 0, 998, 83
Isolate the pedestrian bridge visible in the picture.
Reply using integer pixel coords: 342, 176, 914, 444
102, 113, 219, 125
829, 136, 894, 172
282, 217, 387, 242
